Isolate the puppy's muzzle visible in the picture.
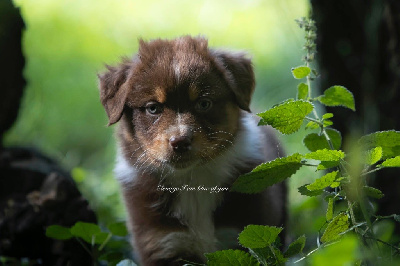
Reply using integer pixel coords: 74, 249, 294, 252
169, 135, 192, 153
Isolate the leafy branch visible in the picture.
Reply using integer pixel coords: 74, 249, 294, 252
206, 17, 400, 265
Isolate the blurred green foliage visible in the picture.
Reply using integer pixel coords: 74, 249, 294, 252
6, 0, 316, 228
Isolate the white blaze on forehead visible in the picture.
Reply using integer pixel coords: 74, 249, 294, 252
177, 113, 191, 136
172, 57, 182, 82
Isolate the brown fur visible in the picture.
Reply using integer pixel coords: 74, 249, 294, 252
98, 36, 286, 265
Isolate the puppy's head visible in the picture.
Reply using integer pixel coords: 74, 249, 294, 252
99, 36, 255, 170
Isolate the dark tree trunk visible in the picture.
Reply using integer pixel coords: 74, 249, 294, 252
0, 0, 26, 142
0, 1, 98, 264
311, 0, 400, 229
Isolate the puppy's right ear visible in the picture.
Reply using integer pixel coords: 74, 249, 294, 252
98, 59, 133, 126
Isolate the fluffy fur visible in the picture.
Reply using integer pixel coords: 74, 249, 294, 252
99, 36, 286, 265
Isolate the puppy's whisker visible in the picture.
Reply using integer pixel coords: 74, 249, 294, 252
206, 131, 234, 137
207, 137, 234, 144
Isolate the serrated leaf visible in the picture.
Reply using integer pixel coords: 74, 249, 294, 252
318, 86, 355, 111
292, 66, 311, 79
248, 248, 268, 266
303, 129, 342, 152
45, 225, 73, 240
108, 222, 128, 237
364, 147, 383, 165
322, 113, 334, 120
359, 131, 400, 159
330, 180, 341, 188
205, 250, 259, 266
298, 184, 323, 196
304, 149, 345, 162
238, 225, 282, 249
250, 246, 287, 265
297, 83, 308, 100
378, 156, 400, 168
320, 213, 349, 243
363, 186, 384, 199
305, 121, 320, 130
284, 235, 306, 258
231, 153, 303, 194
326, 198, 334, 221
317, 161, 340, 170
323, 120, 333, 127
70, 222, 102, 244
307, 171, 340, 191
258, 100, 313, 134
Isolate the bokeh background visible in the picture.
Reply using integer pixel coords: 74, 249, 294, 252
5, 0, 325, 247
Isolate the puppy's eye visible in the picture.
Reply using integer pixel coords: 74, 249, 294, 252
195, 98, 213, 112
145, 102, 163, 115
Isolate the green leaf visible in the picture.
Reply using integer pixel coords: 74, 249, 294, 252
364, 147, 383, 165
71, 167, 86, 183
205, 250, 259, 266
108, 222, 128, 237
323, 120, 333, 127
238, 225, 282, 249
322, 113, 334, 120
306, 171, 340, 191
284, 235, 306, 258
363, 186, 384, 199
394, 215, 400, 223
258, 100, 314, 134
320, 213, 349, 243
305, 121, 320, 130
70, 222, 102, 244
303, 129, 342, 152
326, 198, 334, 221
297, 83, 308, 100
311, 235, 359, 265
304, 149, 345, 162
231, 153, 303, 194
378, 155, 400, 168
359, 131, 400, 159
93, 232, 110, 245
291, 66, 311, 79
298, 184, 323, 196
250, 247, 287, 265
45, 225, 73, 240
318, 85, 355, 111
316, 161, 340, 170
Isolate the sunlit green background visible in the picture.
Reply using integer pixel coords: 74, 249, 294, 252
6, 0, 325, 243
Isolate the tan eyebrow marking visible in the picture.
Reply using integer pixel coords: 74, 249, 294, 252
154, 86, 166, 103
189, 85, 199, 101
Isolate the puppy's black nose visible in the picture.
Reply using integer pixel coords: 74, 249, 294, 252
169, 136, 191, 152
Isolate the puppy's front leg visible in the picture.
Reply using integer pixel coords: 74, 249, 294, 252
122, 184, 207, 265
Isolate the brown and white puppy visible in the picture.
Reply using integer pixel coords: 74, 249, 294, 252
98, 36, 286, 265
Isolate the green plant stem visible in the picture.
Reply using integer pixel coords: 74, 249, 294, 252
363, 236, 400, 255
294, 241, 338, 264
305, 49, 377, 256
361, 167, 382, 177
304, 116, 322, 125
75, 237, 93, 257
99, 233, 113, 251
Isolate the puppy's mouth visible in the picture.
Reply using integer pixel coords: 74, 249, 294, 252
167, 153, 200, 170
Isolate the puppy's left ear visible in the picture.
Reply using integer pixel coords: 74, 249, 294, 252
211, 50, 255, 112
98, 59, 133, 126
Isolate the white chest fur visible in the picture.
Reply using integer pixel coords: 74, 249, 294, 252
114, 112, 265, 252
